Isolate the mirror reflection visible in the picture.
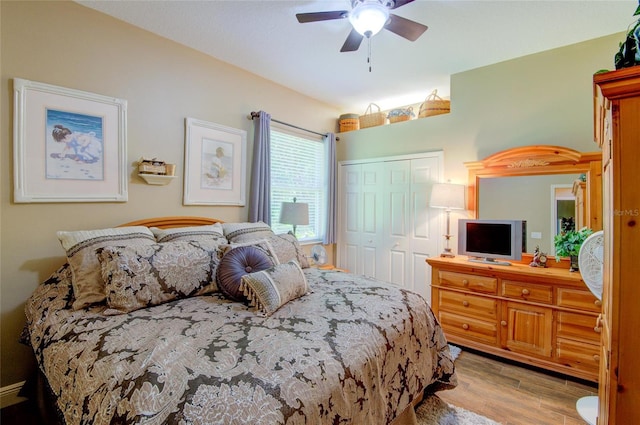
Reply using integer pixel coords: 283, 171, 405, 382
478, 174, 582, 254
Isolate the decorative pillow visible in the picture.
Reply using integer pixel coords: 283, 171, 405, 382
240, 260, 309, 316
267, 232, 310, 268
150, 223, 227, 244
57, 226, 156, 310
219, 239, 280, 267
222, 221, 274, 243
216, 245, 274, 301
97, 240, 223, 315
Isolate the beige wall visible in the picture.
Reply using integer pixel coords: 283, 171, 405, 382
0, 1, 339, 386
0, 0, 625, 389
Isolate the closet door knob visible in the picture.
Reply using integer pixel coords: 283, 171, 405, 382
501, 320, 507, 327
462, 324, 469, 330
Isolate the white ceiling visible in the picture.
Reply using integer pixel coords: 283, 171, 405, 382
77, 0, 636, 112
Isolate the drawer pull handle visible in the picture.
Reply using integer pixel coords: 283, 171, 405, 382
462, 279, 469, 286
462, 324, 469, 330
500, 320, 507, 327
593, 354, 600, 362
594, 314, 603, 333
521, 289, 530, 296
595, 299, 602, 307
462, 301, 470, 307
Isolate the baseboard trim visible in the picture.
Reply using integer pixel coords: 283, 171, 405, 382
1, 381, 27, 409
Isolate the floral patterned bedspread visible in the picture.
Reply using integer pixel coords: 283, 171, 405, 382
24, 264, 457, 425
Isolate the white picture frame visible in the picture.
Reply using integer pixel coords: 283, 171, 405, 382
13, 78, 127, 203
183, 118, 247, 206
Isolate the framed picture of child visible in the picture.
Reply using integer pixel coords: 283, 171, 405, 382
13, 78, 127, 202
183, 117, 247, 206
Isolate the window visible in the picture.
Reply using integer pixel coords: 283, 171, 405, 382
270, 125, 327, 242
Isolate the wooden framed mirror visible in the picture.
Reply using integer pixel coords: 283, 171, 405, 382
466, 145, 602, 256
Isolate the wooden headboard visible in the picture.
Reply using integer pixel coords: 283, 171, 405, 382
119, 216, 223, 229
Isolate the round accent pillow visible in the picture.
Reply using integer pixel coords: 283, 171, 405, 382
216, 245, 273, 301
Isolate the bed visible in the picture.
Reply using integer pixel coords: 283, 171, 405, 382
22, 217, 457, 425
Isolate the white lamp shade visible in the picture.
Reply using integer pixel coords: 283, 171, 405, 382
279, 202, 309, 226
349, 1, 389, 37
430, 183, 466, 210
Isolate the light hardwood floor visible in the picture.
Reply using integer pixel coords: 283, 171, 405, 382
440, 347, 597, 425
1, 348, 597, 424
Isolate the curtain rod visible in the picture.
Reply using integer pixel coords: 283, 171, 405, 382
249, 111, 339, 141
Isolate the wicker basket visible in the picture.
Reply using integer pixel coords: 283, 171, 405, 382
359, 103, 386, 129
418, 90, 450, 118
338, 113, 360, 132
388, 106, 414, 124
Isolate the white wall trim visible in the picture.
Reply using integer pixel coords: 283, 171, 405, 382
1, 381, 27, 408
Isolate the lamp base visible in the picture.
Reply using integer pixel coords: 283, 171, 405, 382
440, 249, 455, 258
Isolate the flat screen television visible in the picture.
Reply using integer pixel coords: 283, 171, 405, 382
458, 219, 526, 266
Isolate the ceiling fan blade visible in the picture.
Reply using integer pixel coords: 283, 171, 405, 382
384, 14, 428, 42
391, 0, 415, 9
296, 10, 348, 23
340, 28, 364, 52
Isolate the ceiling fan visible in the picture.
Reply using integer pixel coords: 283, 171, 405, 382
296, 0, 428, 53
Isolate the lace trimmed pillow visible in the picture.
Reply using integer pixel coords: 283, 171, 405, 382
57, 226, 156, 310
222, 221, 274, 243
240, 260, 309, 316
97, 240, 223, 315
150, 223, 227, 244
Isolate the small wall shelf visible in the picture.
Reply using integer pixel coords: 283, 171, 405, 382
138, 174, 176, 186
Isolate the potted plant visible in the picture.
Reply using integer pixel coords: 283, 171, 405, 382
554, 227, 594, 271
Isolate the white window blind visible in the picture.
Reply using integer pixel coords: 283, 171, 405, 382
270, 126, 326, 242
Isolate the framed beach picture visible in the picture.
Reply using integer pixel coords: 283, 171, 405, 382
13, 78, 127, 203
183, 118, 247, 206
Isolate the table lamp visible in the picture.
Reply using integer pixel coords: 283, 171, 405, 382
430, 183, 466, 257
279, 197, 309, 236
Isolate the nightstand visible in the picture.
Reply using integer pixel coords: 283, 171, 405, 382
314, 264, 348, 272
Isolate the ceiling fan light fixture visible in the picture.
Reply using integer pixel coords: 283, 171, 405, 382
349, 1, 390, 38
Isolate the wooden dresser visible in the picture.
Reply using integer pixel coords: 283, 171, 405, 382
427, 256, 601, 381
593, 67, 640, 424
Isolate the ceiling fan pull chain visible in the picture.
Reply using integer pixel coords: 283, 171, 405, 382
368, 37, 373, 72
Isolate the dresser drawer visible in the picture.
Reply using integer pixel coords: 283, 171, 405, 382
556, 338, 600, 374
438, 271, 497, 294
439, 311, 498, 345
438, 290, 497, 321
501, 280, 553, 304
557, 311, 601, 343
557, 287, 602, 313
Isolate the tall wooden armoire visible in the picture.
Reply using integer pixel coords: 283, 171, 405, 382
593, 67, 640, 424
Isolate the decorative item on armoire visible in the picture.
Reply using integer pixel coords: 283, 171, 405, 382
615, 1, 640, 69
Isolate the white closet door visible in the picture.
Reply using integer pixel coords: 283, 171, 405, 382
384, 160, 411, 287
339, 164, 362, 274
361, 163, 385, 278
409, 157, 441, 302
337, 152, 443, 303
